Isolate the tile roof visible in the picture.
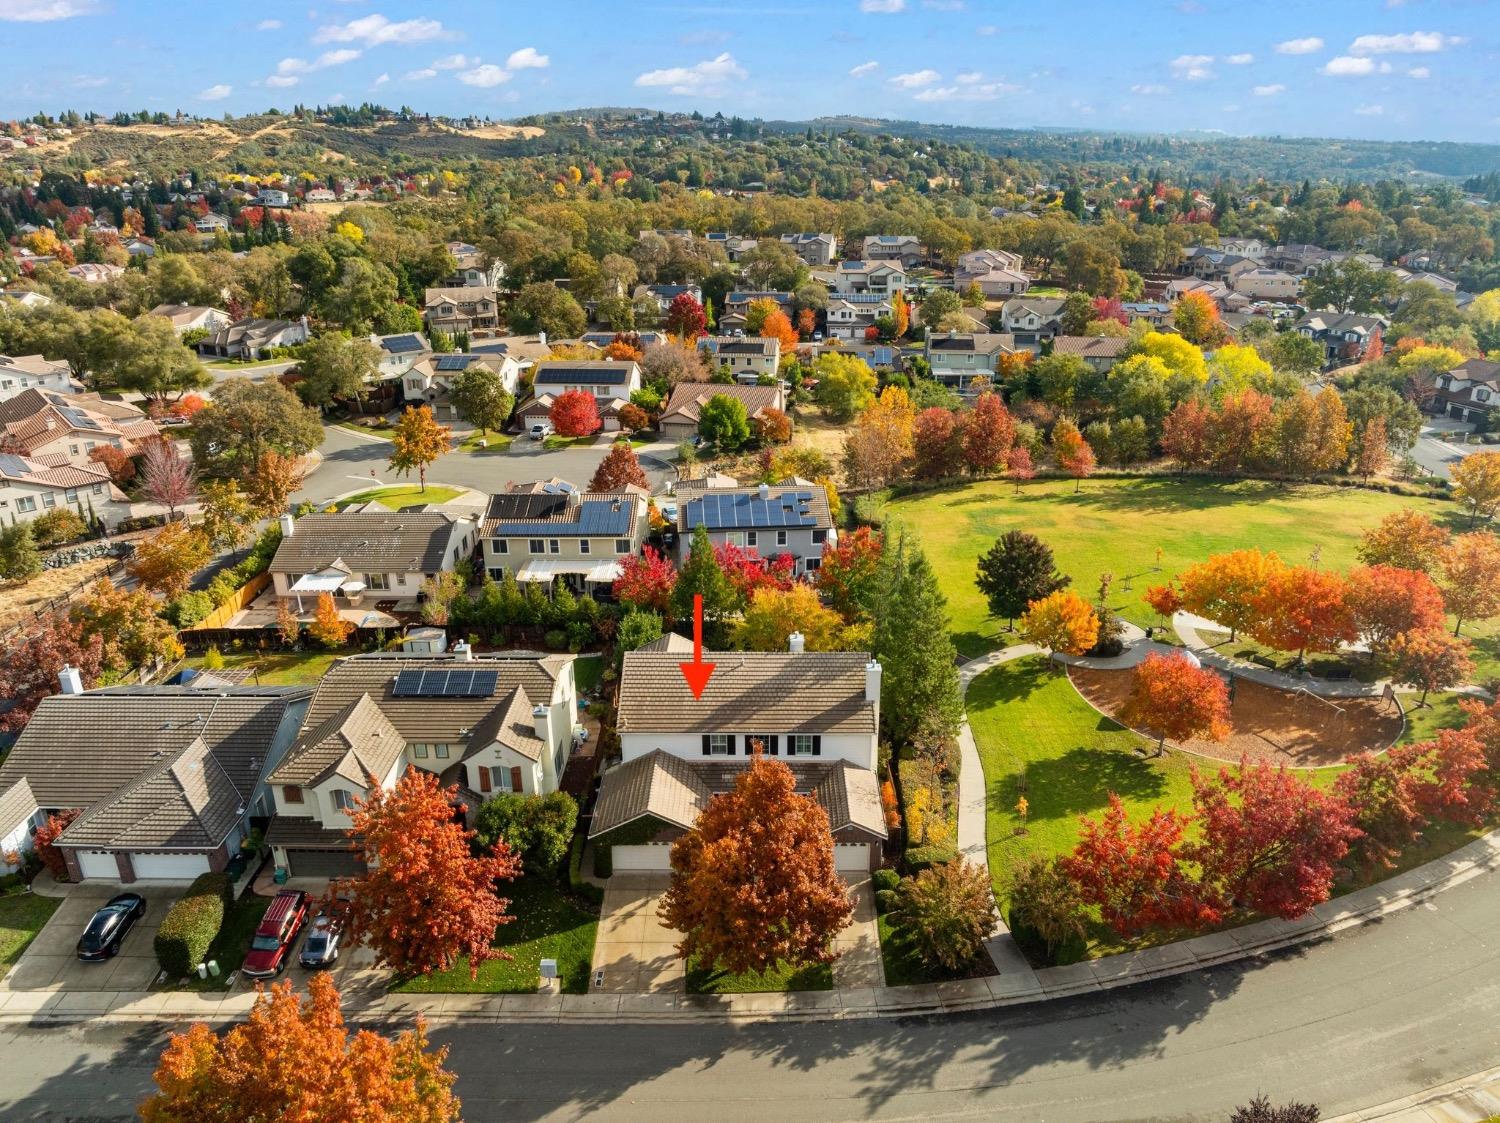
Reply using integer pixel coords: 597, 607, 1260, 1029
267, 694, 407, 787
1050, 335, 1129, 358
484, 491, 645, 539
659, 383, 783, 425
269, 512, 475, 575
0, 388, 155, 454
0, 777, 37, 834
616, 651, 877, 736
462, 686, 546, 762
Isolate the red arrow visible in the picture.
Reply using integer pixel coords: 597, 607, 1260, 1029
678, 593, 716, 700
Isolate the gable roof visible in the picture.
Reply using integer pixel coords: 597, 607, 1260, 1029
660, 383, 783, 425
0, 388, 156, 453
532, 360, 639, 387
269, 512, 475, 576
616, 651, 876, 736
676, 484, 831, 533
1050, 335, 1129, 359
484, 490, 645, 539
267, 694, 406, 787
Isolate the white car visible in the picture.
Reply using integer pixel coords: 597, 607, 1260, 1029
529, 422, 553, 440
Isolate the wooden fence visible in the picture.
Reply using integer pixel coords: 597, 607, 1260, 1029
189, 572, 272, 632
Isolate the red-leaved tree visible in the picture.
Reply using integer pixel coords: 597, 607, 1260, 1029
1248, 565, 1354, 666
1346, 565, 1446, 656
1386, 628, 1474, 705
1118, 652, 1231, 755
589, 442, 649, 491
715, 541, 796, 605
550, 390, 601, 437
612, 545, 678, 616
664, 292, 707, 338
913, 407, 963, 480
814, 525, 884, 622
137, 437, 196, 522
960, 392, 1015, 475
1005, 445, 1036, 495
1052, 417, 1096, 492
0, 614, 105, 732
32, 808, 82, 880
332, 768, 521, 979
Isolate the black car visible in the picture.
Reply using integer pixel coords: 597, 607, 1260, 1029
298, 914, 341, 969
76, 893, 147, 961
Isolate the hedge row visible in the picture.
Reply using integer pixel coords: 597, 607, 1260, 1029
154, 871, 231, 977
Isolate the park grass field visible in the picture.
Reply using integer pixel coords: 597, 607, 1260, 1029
878, 477, 1460, 659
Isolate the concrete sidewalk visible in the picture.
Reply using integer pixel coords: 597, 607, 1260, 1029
1326, 1064, 1500, 1121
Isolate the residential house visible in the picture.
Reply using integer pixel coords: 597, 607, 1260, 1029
1049, 335, 1129, 373
1408, 271, 1459, 294
480, 482, 650, 593
1165, 277, 1251, 312
676, 480, 835, 576
1433, 358, 1500, 423
1218, 238, 1268, 258
1265, 243, 1339, 276
705, 232, 758, 261
66, 263, 123, 285
199, 316, 310, 360
998, 296, 1068, 346
805, 339, 902, 372
0, 388, 159, 469
924, 331, 1021, 390
444, 242, 506, 289
954, 248, 1031, 297
697, 335, 782, 381
515, 360, 642, 433
266, 651, 579, 877
423, 287, 500, 335
123, 238, 156, 258
589, 644, 887, 874
2, 288, 52, 310
148, 303, 232, 337
1181, 249, 1259, 285
1231, 268, 1302, 302
658, 382, 787, 444
1121, 301, 1173, 327
719, 291, 792, 334
267, 510, 481, 614
194, 213, 230, 234
0, 453, 131, 530
580, 331, 666, 350
0, 682, 310, 882
0, 355, 75, 400
636, 283, 703, 317
825, 294, 894, 341
779, 232, 838, 266
828, 260, 906, 297
256, 188, 291, 208
1293, 311, 1387, 368
862, 234, 924, 267
370, 332, 430, 380
403, 352, 521, 420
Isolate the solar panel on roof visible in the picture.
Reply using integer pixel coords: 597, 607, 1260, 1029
391, 667, 498, 697
382, 334, 424, 354
435, 354, 475, 371
392, 670, 424, 696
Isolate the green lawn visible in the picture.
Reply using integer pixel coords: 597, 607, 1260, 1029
685, 955, 834, 993
392, 876, 598, 994
335, 485, 464, 510
879, 477, 1458, 659
1398, 690, 1473, 744
1197, 629, 1384, 683
542, 435, 598, 451
0, 893, 60, 978
877, 913, 993, 987
180, 650, 343, 686
573, 654, 604, 696
455, 432, 513, 454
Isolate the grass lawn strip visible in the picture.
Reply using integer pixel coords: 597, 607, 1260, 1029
455, 432, 513, 454
334, 485, 465, 510
0, 893, 61, 979
392, 876, 598, 994
685, 956, 834, 993
178, 650, 343, 686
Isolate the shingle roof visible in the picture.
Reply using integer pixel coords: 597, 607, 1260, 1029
659, 383, 782, 425
616, 651, 876, 735
269, 512, 474, 575
676, 485, 831, 533
1050, 335, 1128, 359
533, 361, 638, 386
484, 491, 645, 539
0, 777, 37, 835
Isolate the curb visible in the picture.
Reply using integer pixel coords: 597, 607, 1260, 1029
1324, 1063, 1500, 1122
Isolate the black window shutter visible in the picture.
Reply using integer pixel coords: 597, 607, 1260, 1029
812, 735, 822, 756
767, 735, 778, 756
726, 734, 736, 755
701, 734, 711, 756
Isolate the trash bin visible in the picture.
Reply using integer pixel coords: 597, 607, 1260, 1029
273, 867, 289, 885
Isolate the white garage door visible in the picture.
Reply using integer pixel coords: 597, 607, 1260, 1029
131, 853, 211, 880
76, 851, 120, 880
834, 843, 872, 872
610, 844, 672, 872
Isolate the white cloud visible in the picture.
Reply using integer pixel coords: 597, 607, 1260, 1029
976, 24, 997, 35
859, 0, 905, 11
1407, 66, 1430, 79
955, 70, 983, 84
1170, 54, 1215, 80
373, 73, 389, 87
256, 19, 281, 31
404, 68, 438, 81
1275, 36, 1325, 55
506, 47, 549, 70
0, 0, 97, 20
1322, 56, 1392, 76
313, 14, 447, 46
1253, 83, 1286, 96
1225, 53, 1254, 64
277, 50, 360, 77
635, 52, 747, 95
457, 64, 511, 88
1131, 83, 1169, 95
888, 68, 940, 89
914, 80, 1017, 102
1349, 31, 1463, 55
432, 54, 472, 70
848, 61, 879, 78
198, 84, 232, 101
265, 75, 299, 88
277, 58, 308, 75
1355, 103, 1385, 115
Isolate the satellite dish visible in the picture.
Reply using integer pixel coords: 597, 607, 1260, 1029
1181, 649, 1203, 669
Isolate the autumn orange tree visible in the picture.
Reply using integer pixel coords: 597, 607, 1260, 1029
139, 975, 460, 1123
759, 308, 800, 353
1450, 450, 1500, 526
1018, 589, 1099, 659
960, 391, 1016, 475
247, 449, 307, 517
1248, 565, 1354, 667
308, 592, 354, 648
1441, 530, 1500, 636
1177, 548, 1286, 642
658, 752, 853, 974
127, 523, 213, 598
842, 385, 915, 487
1386, 629, 1474, 705
387, 405, 451, 493
1346, 563, 1446, 652
588, 441, 649, 491
1118, 652, 1231, 755
1357, 508, 1450, 573
334, 768, 521, 979
1051, 417, 1096, 492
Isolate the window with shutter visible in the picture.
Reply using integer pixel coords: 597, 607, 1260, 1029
706, 734, 732, 756
510, 766, 524, 793
701, 734, 712, 756
812, 735, 822, 756
478, 766, 492, 793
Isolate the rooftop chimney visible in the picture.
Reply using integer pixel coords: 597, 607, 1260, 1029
788, 631, 805, 654
537, 331, 548, 347
279, 513, 295, 538
758, 481, 770, 500
452, 639, 473, 662
865, 659, 882, 705
59, 664, 83, 695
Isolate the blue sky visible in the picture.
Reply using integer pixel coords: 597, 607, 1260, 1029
0, 1, 1494, 143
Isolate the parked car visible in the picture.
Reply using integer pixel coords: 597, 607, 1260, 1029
529, 422, 553, 440
241, 889, 309, 979
76, 893, 147, 961
298, 913, 341, 969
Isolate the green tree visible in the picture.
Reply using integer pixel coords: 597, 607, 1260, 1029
698, 394, 751, 450
116, 314, 212, 407
508, 282, 587, 339
1266, 331, 1324, 376
321, 257, 398, 332
615, 609, 664, 669
448, 366, 514, 436
873, 537, 963, 752
296, 332, 380, 410
188, 378, 323, 477
472, 792, 578, 877
812, 352, 877, 422
919, 289, 962, 330
1060, 291, 1094, 336
671, 525, 737, 645
975, 530, 1072, 630
0, 523, 42, 584
1302, 258, 1399, 314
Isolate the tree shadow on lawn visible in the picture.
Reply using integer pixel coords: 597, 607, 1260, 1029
1058, 476, 1299, 515
997, 746, 1170, 822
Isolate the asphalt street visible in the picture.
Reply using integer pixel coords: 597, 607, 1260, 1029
292, 424, 675, 506
1411, 424, 1480, 480
4, 869, 1498, 1122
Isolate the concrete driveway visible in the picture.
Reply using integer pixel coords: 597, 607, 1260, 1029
3, 885, 180, 993
590, 874, 684, 995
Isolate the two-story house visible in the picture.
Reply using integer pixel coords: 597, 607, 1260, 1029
658, 383, 787, 445
862, 234, 924, 267
1293, 311, 1387, 369
370, 332, 431, 381
256, 188, 291, 208
588, 640, 887, 874
697, 335, 781, 381
825, 294, 893, 341
1265, 243, 1340, 276
515, 360, 643, 433
403, 352, 521, 420
0, 355, 75, 400
194, 213, 230, 234
998, 296, 1067, 345
635, 283, 704, 317
1182, 249, 1260, 285
423, 287, 500, 335
924, 331, 1022, 390
719, 291, 793, 334
705, 232, 759, 261
954, 248, 1031, 297
268, 510, 480, 615
0, 453, 131, 530
0, 388, 159, 468
265, 650, 579, 877
828, 260, 907, 297
443, 242, 506, 289
1230, 268, 1302, 302
779, 232, 838, 266
0, 680, 310, 883
1433, 358, 1500, 423
1050, 334, 1129, 373
481, 482, 649, 593
676, 480, 835, 576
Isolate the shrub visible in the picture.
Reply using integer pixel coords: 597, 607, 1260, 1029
154, 872, 231, 977
874, 888, 900, 914
473, 792, 579, 878
1007, 855, 1089, 967
543, 628, 567, 650
892, 860, 995, 971
30, 508, 88, 547
202, 645, 224, 670
167, 590, 215, 627
116, 514, 169, 534
872, 868, 900, 893
206, 572, 240, 607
